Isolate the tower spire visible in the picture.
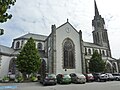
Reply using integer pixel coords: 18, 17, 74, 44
94, 0, 99, 16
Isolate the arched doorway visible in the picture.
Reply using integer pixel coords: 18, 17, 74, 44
8, 58, 16, 74
105, 62, 113, 73
113, 63, 117, 73
38, 59, 46, 78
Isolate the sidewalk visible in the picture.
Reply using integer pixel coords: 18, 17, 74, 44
0, 82, 40, 86
0, 82, 41, 90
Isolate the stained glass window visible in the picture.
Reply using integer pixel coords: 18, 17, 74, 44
63, 38, 75, 69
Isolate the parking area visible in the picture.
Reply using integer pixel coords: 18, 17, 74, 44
1, 81, 120, 90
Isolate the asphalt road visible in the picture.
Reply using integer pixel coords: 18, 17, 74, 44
1, 81, 120, 90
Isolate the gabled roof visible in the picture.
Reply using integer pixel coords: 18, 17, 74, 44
83, 42, 108, 49
56, 21, 79, 34
14, 33, 48, 41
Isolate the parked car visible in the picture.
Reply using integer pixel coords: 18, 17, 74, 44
92, 73, 107, 82
40, 74, 57, 86
84, 73, 94, 82
56, 74, 71, 84
8, 74, 15, 80
112, 73, 120, 81
36, 74, 41, 80
70, 73, 86, 84
105, 73, 115, 81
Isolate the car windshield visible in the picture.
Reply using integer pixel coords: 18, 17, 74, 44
47, 74, 56, 78
87, 74, 93, 76
112, 74, 119, 76
63, 74, 70, 78
108, 74, 113, 77
76, 74, 84, 78
100, 74, 106, 76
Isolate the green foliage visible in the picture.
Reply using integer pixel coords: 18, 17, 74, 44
30, 73, 38, 82
2, 76, 9, 82
89, 50, 106, 73
0, 0, 16, 23
2, 76, 9, 80
15, 75, 24, 83
16, 37, 41, 75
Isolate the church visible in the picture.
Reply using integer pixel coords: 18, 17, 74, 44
0, 1, 119, 80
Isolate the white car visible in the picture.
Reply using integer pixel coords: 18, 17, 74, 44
105, 73, 115, 81
70, 73, 86, 84
112, 73, 120, 81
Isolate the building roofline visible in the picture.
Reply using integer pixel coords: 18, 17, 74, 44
56, 20, 79, 34
14, 33, 48, 40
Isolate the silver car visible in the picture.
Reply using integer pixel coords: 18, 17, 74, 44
70, 73, 86, 84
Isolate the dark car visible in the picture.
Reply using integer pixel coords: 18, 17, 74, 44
40, 74, 57, 86
112, 73, 120, 81
84, 73, 94, 82
56, 74, 71, 84
70, 73, 86, 84
92, 73, 107, 82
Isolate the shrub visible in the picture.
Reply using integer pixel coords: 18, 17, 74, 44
15, 75, 24, 83
30, 73, 38, 82
2, 76, 9, 83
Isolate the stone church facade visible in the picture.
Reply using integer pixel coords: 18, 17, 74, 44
0, 1, 119, 79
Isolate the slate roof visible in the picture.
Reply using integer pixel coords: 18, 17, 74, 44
14, 33, 48, 41
83, 42, 108, 49
0, 45, 18, 55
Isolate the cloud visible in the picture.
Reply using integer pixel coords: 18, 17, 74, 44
0, 0, 120, 58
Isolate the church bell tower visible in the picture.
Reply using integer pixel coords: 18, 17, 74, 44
92, 0, 111, 57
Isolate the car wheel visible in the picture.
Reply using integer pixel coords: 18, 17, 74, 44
116, 78, 119, 81
43, 82, 46, 86
74, 80, 77, 84
97, 78, 100, 82
82, 82, 85, 84
59, 81, 62, 84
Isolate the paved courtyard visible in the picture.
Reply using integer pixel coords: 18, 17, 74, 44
0, 81, 120, 90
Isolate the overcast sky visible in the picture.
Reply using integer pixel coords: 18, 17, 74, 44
0, 0, 120, 59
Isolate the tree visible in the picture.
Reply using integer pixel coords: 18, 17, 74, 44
0, 0, 16, 35
89, 50, 106, 73
16, 37, 41, 79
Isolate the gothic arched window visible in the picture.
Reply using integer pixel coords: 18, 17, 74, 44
88, 48, 91, 55
99, 49, 102, 55
16, 41, 20, 49
63, 38, 75, 69
37, 43, 42, 50
102, 50, 105, 56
